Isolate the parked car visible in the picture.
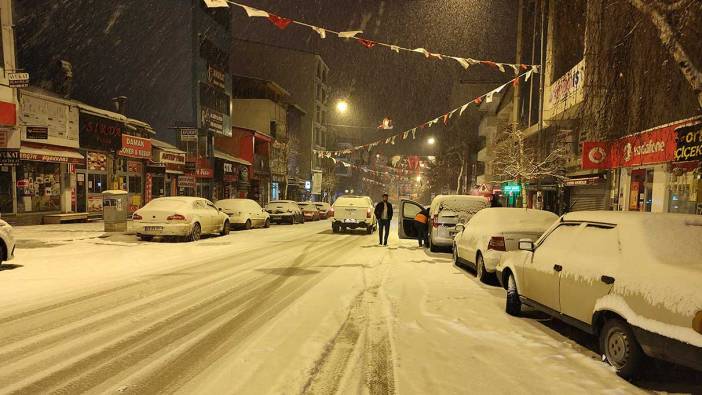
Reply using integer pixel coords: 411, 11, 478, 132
215, 198, 270, 230
265, 200, 304, 224
0, 217, 16, 266
399, 195, 489, 252
298, 202, 321, 221
453, 208, 558, 282
331, 195, 376, 234
133, 197, 230, 242
315, 202, 332, 219
496, 211, 702, 377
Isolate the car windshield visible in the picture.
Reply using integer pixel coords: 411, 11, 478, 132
266, 202, 296, 210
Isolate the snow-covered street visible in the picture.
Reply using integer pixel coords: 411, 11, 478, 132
0, 221, 699, 394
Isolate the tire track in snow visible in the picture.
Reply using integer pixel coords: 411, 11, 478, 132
302, 252, 396, 395
1, 231, 360, 394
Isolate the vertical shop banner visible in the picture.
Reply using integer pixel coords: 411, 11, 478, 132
145, 173, 153, 203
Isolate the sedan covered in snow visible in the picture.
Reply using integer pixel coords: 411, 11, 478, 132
298, 202, 321, 221
215, 198, 270, 230
133, 197, 230, 242
453, 208, 558, 283
496, 211, 702, 377
265, 200, 304, 224
314, 202, 332, 219
0, 217, 15, 266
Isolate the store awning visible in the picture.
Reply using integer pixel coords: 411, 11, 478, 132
214, 150, 252, 166
20, 143, 84, 164
152, 138, 186, 154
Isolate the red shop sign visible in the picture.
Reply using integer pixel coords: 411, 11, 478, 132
119, 135, 152, 159
195, 158, 213, 179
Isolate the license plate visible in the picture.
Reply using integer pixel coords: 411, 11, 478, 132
145, 226, 163, 232
344, 219, 357, 223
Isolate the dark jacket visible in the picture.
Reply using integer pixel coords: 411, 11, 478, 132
374, 201, 393, 220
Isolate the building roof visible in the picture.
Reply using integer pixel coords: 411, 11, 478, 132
214, 150, 252, 166
152, 139, 185, 153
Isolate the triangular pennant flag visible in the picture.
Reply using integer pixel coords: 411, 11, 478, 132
495, 83, 507, 93
486, 91, 494, 103
311, 26, 326, 39
268, 15, 292, 29
525, 70, 533, 82
358, 39, 376, 48
520, 64, 528, 71
403, 131, 409, 139
531, 65, 540, 73
448, 109, 457, 119
512, 77, 520, 87
338, 31, 363, 38
390, 45, 400, 53
411, 129, 417, 139
459, 103, 470, 116
443, 113, 449, 125
509, 64, 519, 73
385, 137, 391, 144
496, 63, 506, 73
452, 57, 471, 70
239, 4, 269, 17
474, 97, 483, 105
429, 53, 443, 60
204, 0, 229, 8
391, 136, 396, 144
412, 48, 431, 58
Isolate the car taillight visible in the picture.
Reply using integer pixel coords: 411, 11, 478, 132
694, 311, 702, 335
132, 213, 142, 220
488, 236, 506, 251
367, 207, 371, 218
432, 214, 439, 228
167, 214, 186, 221
330, 208, 335, 216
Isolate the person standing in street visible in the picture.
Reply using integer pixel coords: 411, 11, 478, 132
374, 194, 393, 246
414, 207, 429, 247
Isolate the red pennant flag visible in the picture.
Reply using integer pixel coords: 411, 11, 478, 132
512, 77, 520, 87
474, 97, 483, 105
520, 64, 528, 71
268, 15, 292, 29
358, 39, 376, 48
443, 114, 449, 125
481, 60, 499, 69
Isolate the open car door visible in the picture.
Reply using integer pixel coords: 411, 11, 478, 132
398, 199, 423, 239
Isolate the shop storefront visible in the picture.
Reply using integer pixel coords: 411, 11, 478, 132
0, 100, 19, 215
563, 174, 609, 212
151, 139, 186, 199
213, 150, 251, 201
117, 134, 152, 212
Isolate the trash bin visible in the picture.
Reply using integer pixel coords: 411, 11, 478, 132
102, 190, 129, 232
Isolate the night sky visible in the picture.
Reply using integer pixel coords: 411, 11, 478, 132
232, 0, 518, 148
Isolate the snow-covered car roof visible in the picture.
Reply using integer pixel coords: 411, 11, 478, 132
473, 208, 558, 233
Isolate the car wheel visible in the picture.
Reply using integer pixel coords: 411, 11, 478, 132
600, 318, 645, 378
429, 235, 439, 252
505, 272, 521, 316
264, 219, 270, 228
476, 253, 488, 283
220, 221, 230, 236
244, 219, 252, 230
453, 243, 460, 265
188, 223, 201, 242
138, 234, 153, 242
332, 224, 339, 233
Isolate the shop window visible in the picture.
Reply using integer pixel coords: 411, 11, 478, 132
16, 162, 61, 213
88, 173, 107, 193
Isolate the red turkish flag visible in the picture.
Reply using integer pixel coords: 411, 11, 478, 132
358, 39, 376, 48
473, 97, 483, 105
268, 15, 292, 29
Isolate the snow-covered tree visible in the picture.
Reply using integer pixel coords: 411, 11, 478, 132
492, 126, 568, 207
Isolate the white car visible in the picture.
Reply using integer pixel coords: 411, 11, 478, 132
265, 200, 304, 224
331, 195, 376, 234
216, 198, 270, 230
399, 195, 489, 251
496, 211, 702, 377
315, 202, 332, 219
0, 218, 15, 266
453, 208, 558, 282
133, 197, 230, 242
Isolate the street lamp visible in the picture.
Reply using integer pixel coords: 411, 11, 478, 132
336, 100, 349, 114
427, 137, 436, 145
416, 175, 422, 182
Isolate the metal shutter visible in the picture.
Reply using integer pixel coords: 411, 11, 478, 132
569, 185, 609, 211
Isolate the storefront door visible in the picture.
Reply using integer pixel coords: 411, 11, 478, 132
76, 170, 87, 212
629, 169, 654, 212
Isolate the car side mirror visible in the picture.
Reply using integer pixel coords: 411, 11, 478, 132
455, 223, 465, 233
218, 207, 223, 211
518, 239, 534, 251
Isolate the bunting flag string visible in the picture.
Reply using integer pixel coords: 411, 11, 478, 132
314, 70, 534, 157
329, 158, 417, 178
214, 1, 540, 74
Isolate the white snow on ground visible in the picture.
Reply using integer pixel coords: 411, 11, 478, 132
0, 220, 696, 394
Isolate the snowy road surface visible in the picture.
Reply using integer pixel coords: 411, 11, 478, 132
0, 221, 699, 394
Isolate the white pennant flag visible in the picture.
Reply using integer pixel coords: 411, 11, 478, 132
338, 31, 363, 38
531, 65, 540, 73
411, 129, 417, 139
204, 0, 229, 8
385, 137, 391, 144
459, 103, 470, 116
448, 109, 457, 118
390, 45, 400, 53
452, 57, 471, 70
240, 4, 269, 17
311, 26, 326, 39
412, 48, 431, 58
403, 131, 409, 139
525, 70, 534, 82
486, 91, 494, 103
391, 136, 396, 145
496, 63, 506, 73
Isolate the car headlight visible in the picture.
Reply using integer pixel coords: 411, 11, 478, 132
694, 311, 702, 335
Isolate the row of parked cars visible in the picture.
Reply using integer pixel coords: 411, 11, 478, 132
398, 195, 702, 379
132, 197, 332, 242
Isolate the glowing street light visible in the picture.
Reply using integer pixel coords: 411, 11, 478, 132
427, 137, 436, 145
416, 175, 422, 182
336, 100, 349, 113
